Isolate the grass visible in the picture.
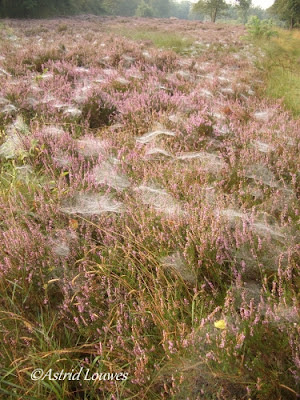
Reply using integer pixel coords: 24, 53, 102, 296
110, 26, 194, 53
258, 29, 300, 117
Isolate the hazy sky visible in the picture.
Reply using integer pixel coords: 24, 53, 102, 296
188, 0, 275, 10
251, 0, 274, 9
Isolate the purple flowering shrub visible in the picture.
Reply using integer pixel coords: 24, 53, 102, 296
0, 16, 299, 400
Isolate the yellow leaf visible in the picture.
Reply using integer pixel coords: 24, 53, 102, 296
69, 219, 79, 230
214, 319, 227, 330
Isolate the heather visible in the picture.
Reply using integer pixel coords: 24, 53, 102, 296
0, 16, 299, 400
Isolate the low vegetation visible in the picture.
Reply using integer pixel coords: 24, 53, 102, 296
260, 29, 300, 117
110, 26, 195, 53
0, 16, 299, 400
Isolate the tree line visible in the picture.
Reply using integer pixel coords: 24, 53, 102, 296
103, 0, 193, 19
0, 0, 299, 28
0, 0, 191, 19
269, 0, 300, 29
0, 0, 267, 21
193, 0, 299, 27
0, 0, 105, 18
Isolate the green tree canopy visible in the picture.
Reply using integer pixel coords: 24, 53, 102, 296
269, 0, 300, 28
172, 1, 192, 19
192, 0, 228, 22
103, 0, 139, 16
0, 0, 192, 20
236, 0, 252, 23
135, 0, 154, 17
151, 0, 170, 17
0, 0, 104, 18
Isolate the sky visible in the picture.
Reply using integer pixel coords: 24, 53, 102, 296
251, 0, 274, 9
187, 0, 275, 10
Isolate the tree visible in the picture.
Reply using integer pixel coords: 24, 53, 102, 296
236, 0, 252, 23
269, 0, 300, 29
103, 0, 139, 16
192, 0, 228, 22
248, 6, 269, 21
0, 0, 104, 17
150, 0, 170, 17
172, 1, 192, 19
135, 0, 154, 17
0, 0, 43, 17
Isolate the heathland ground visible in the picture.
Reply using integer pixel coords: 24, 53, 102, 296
0, 16, 299, 400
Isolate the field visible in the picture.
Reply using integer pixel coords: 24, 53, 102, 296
0, 16, 299, 400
